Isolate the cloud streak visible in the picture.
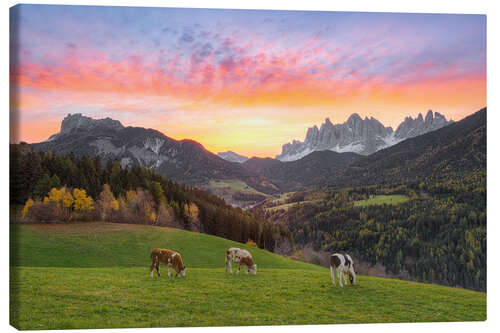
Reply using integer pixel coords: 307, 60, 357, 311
10, 5, 486, 156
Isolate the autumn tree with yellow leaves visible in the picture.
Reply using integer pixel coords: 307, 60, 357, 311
97, 184, 119, 221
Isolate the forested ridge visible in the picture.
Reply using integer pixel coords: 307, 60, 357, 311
331, 108, 486, 188
275, 176, 486, 291
253, 108, 486, 291
10, 143, 291, 252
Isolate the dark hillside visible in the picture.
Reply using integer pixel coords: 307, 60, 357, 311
335, 108, 486, 187
243, 150, 361, 191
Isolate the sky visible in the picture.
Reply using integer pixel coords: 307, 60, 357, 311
10, 4, 486, 157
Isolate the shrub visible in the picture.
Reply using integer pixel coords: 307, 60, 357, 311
246, 239, 258, 247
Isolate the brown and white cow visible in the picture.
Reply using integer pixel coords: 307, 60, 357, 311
330, 253, 356, 287
150, 248, 186, 278
225, 247, 257, 275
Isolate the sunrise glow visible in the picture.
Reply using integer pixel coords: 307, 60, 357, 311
10, 5, 486, 157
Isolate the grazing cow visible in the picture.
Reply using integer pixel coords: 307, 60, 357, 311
330, 253, 356, 287
225, 247, 257, 275
150, 248, 186, 278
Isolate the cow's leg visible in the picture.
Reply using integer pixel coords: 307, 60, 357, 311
338, 268, 344, 288
343, 271, 348, 285
330, 266, 336, 286
150, 260, 155, 278
237, 263, 241, 275
167, 265, 171, 278
245, 265, 249, 275
229, 261, 233, 274
156, 261, 161, 277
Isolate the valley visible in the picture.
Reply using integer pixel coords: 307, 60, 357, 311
201, 179, 270, 208
14, 107, 487, 292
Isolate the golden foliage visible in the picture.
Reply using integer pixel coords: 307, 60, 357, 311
22, 198, 34, 218
62, 191, 74, 208
73, 188, 94, 211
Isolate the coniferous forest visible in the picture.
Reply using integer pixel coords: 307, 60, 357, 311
10, 143, 291, 252
271, 178, 486, 291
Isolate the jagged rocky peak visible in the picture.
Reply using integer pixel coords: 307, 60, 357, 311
394, 110, 453, 139
425, 110, 433, 122
217, 151, 249, 163
347, 113, 362, 123
60, 113, 124, 135
305, 125, 319, 141
276, 113, 394, 161
276, 110, 453, 161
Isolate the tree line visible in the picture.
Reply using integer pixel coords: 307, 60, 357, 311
10, 143, 292, 252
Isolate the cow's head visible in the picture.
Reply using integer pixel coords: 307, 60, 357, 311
348, 265, 357, 285
176, 261, 187, 277
249, 264, 257, 275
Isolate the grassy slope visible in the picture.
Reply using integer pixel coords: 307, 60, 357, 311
353, 194, 410, 207
10, 223, 485, 330
205, 180, 269, 196
202, 180, 270, 207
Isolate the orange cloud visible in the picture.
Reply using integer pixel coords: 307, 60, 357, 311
12, 39, 486, 156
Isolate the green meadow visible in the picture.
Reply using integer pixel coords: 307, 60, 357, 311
10, 223, 486, 330
353, 194, 410, 207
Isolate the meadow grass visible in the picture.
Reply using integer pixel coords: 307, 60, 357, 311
10, 223, 486, 330
206, 180, 269, 196
353, 195, 410, 207
266, 199, 321, 212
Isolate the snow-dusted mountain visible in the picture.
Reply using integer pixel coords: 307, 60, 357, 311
276, 110, 452, 161
217, 151, 249, 163
32, 113, 277, 193
394, 110, 451, 140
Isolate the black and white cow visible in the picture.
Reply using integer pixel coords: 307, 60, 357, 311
330, 253, 356, 287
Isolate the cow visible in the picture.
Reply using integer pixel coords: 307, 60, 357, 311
150, 248, 186, 278
330, 253, 356, 287
225, 247, 257, 275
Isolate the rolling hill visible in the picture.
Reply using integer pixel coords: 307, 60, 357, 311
10, 222, 486, 330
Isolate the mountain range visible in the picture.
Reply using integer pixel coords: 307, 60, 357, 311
276, 110, 452, 161
32, 108, 480, 198
33, 113, 278, 194
333, 107, 486, 188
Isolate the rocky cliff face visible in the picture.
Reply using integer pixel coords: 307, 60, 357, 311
394, 110, 451, 140
33, 114, 277, 193
276, 111, 452, 161
47, 113, 124, 141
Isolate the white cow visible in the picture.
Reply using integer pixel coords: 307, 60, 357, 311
225, 247, 257, 275
330, 253, 356, 287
